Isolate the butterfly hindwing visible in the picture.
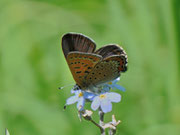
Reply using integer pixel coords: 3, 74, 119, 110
95, 44, 127, 58
104, 54, 127, 72
86, 55, 127, 87
67, 52, 102, 88
62, 33, 96, 59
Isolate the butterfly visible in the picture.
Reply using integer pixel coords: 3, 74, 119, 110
61, 33, 128, 92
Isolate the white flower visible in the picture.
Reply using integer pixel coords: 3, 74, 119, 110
91, 92, 121, 113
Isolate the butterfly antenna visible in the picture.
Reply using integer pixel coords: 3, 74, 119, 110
58, 84, 74, 90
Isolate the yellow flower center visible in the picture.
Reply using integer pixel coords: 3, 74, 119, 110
108, 82, 112, 85
100, 94, 106, 99
78, 92, 83, 97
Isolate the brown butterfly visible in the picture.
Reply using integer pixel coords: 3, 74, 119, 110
61, 33, 127, 92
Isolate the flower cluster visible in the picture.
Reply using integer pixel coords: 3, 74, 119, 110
65, 77, 125, 113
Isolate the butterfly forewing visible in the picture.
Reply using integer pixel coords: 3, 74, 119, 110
67, 52, 102, 88
62, 33, 96, 58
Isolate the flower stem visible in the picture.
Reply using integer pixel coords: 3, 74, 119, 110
99, 108, 105, 135
108, 128, 116, 135
81, 109, 120, 135
90, 119, 104, 131
80, 109, 104, 133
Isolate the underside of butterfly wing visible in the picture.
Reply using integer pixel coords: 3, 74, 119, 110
67, 52, 102, 89
104, 55, 128, 72
62, 33, 96, 58
95, 44, 127, 58
85, 60, 120, 87
85, 55, 127, 88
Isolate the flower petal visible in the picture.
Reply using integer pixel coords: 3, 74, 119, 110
106, 92, 121, 103
66, 95, 78, 105
91, 96, 100, 111
112, 84, 125, 92
71, 88, 75, 94
84, 92, 96, 101
112, 77, 120, 83
100, 99, 112, 113
76, 97, 85, 110
102, 84, 111, 92
74, 90, 82, 96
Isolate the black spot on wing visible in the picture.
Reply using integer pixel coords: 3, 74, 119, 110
76, 71, 81, 74
84, 71, 90, 74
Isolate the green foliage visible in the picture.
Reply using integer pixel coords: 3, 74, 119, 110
0, 0, 180, 135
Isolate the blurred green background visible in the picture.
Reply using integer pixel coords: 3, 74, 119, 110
0, 0, 180, 135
